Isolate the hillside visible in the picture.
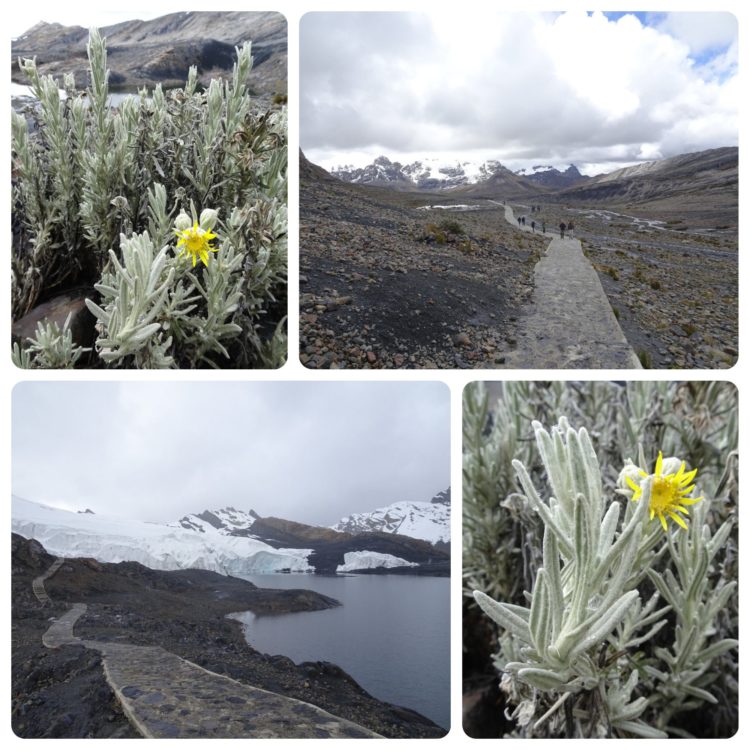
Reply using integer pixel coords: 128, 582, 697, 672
11, 11, 287, 101
554, 147, 738, 228
247, 516, 449, 576
299, 151, 550, 369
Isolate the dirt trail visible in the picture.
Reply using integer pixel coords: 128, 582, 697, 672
499, 203, 641, 368
38, 560, 381, 739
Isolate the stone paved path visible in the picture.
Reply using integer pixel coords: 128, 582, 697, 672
498, 203, 641, 368
37, 561, 382, 739
32, 557, 64, 605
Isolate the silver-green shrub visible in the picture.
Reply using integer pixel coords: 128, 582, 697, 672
464, 382, 737, 738
11, 315, 88, 369
12, 29, 286, 368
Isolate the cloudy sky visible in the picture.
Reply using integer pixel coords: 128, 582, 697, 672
10, 5, 184, 39
12, 382, 450, 526
301, 10, 738, 175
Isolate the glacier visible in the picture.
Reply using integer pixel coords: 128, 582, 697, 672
11, 496, 313, 575
336, 551, 418, 573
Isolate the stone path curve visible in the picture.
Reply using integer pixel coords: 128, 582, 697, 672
497, 202, 641, 369
32, 557, 64, 604
36, 560, 382, 739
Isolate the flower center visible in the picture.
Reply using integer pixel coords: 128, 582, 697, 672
650, 476, 679, 512
184, 229, 208, 252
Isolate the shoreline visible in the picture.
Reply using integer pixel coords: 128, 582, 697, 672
12, 535, 446, 739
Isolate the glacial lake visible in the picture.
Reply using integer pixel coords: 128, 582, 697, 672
11, 83, 150, 110
232, 573, 450, 730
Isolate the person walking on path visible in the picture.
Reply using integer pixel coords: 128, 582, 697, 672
542, 221, 546, 234
559, 222, 566, 238
531, 220, 536, 233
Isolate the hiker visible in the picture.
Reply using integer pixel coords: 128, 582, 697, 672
531, 220, 536, 233
542, 221, 546, 234
567, 221, 574, 233
559, 222, 566, 238
517, 217, 521, 227
521, 216, 526, 226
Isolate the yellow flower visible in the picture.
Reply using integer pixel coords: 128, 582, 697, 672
174, 222, 218, 267
626, 451, 703, 531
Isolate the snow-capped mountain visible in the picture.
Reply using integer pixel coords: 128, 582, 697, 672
11, 496, 312, 576
328, 155, 546, 198
331, 156, 533, 192
174, 507, 259, 536
332, 156, 415, 189
331, 489, 451, 545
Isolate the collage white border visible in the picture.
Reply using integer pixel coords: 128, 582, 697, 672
3, 0, 746, 746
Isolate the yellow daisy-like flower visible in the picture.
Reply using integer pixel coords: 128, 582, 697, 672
626, 451, 703, 531
174, 222, 219, 267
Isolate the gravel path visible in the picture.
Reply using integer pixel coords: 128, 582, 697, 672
38, 562, 381, 739
500, 204, 641, 368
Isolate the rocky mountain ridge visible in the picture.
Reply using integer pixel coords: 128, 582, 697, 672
176, 489, 450, 545
331, 155, 542, 196
11, 11, 287, 101
332, 489, 451, 546
175, 492, 451, 574
323, 147, 735, 210
516, 164, 589, 189
552, 147, 738, 220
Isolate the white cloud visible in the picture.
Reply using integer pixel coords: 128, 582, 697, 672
656, 12, 738, 55
12, 382, 450, 527
301, 10, 738, 173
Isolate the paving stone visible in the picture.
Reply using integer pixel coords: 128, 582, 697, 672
36, 559, 382, 739
500, 204, 641, 369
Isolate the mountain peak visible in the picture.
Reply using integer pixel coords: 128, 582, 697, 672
515, 164, 588, 189
332, 493, 451, 544
330, 156, 522, 192
430, 488, 451, 506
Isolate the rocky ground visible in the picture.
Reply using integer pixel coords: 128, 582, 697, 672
300, 156, 737, 370
300, 167, 549, 369
12, 535, 444, 739
571, 207, 738, 368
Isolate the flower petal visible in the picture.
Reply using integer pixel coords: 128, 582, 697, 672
668, 511, 688, 530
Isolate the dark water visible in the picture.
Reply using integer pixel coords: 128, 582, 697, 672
232, 574, 450, 730
11, 85, 146, 110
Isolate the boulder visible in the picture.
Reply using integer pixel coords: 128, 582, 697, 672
12, 290, 96, 348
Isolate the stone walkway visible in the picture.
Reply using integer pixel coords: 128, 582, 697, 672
499, 203, 641, 368
32, 557, 64, 605
37, 560, 382, 739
